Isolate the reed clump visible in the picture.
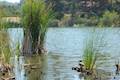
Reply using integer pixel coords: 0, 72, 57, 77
21, 0, 54, 54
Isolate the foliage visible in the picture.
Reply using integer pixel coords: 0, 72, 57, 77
15, 42, 21, 57
83, 39, 97, 70
98, 11, 120, 27
76, 11, 120, 27
46, 0, 64, 20
0, 8, 5, 30
83, 29, 108, 70
0, 7, 15, 29
76, 16, 98, 27
21, 0, 54, 53
59, 14, 72, 27
0, 7, 11, 64
0, 1, 20, 30
0, 1, 20, 16
46, 0, 120, 27
0, 31, 11, 64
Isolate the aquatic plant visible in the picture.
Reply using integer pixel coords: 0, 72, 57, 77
83, 39, 97, 70
21, 0, 54, 54
0, 31, 11, 64
0, 8, 12, 64
83, 29, 108, 72
15, 42, 21, 58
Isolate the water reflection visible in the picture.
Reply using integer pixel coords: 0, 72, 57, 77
14, 55, 47, 80
14, 56, 25, 80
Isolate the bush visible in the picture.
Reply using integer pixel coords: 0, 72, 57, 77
98, 11, 120, 27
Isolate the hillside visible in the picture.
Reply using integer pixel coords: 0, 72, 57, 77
0, 1, 20, 16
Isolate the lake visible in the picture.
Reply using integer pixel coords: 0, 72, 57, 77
3, 27, 120, 80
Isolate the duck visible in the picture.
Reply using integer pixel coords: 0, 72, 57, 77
72, 67, 81, 72
72, 60, 85, 73
115, 60, 120, 71
115, 64, 120, 73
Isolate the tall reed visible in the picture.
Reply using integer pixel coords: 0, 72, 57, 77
0, 9, 11, 64
83, 28, 107, 71
0, 31, 11, 64
21, 0, 54, 54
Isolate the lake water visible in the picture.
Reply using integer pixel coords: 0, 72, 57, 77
3, 27, 120, 80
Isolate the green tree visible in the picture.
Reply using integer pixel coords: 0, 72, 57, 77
98, 11, 120, 27
46, 0, 64, 19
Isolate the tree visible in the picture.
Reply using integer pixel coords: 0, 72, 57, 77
46, 0, 64, 19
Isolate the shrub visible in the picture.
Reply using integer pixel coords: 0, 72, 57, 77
98, 11, 120, 27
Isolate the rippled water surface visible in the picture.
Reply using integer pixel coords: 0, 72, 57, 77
6, 28, 120, 80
